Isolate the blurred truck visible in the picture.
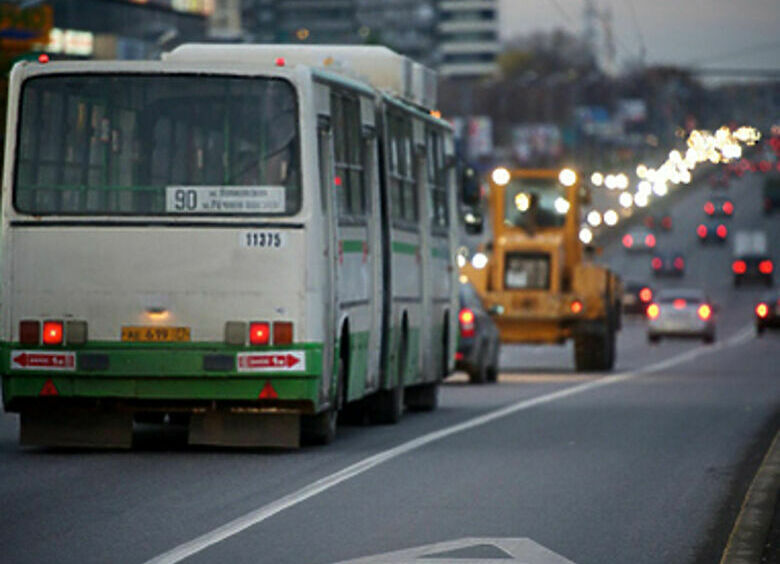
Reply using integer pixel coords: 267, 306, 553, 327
732, 231, 773, 287
460, 167, 622, 371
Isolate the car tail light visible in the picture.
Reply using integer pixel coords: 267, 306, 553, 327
459, 308, 475, 338
755, 303, 769, 319
662, 216, 672, 229
723, 201, 734, 215
19, 320, 40, 345
639, 287, 652, 302
42, 321, 64, 346
697, 224, 707, 238
455, 351, 464, 361
249, 322, 270, 345
273, 322, 293, 345
716, 225, 727, 239
673, 299, 686, 310
704, 202, 715, 215
759, 260, 774, 274
622, 234, 634, 248
697, 304, 712, 320
673, 257, 684, 270
732, 260, 747, 274
645, 234, 656, 247
651, 257, 663, 270
647, 303, 660, 319
570, 300, 583, 314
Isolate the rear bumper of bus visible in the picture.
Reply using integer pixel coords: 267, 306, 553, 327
0, 342, 324, 414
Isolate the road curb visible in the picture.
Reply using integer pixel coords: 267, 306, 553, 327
720, 430, 780, 564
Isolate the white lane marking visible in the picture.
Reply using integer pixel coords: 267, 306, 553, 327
144, 325, 753, 564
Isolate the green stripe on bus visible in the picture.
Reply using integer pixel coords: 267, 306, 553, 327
341, 240, 366, 253
391, 241, 418, 255
3, 375, 320, 403
431, 247, 449, 259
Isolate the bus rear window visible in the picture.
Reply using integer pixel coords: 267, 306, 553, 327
14, 74, 300, 215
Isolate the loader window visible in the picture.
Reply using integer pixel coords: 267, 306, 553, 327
504, 178, 567, 230
504, 252, 550, 290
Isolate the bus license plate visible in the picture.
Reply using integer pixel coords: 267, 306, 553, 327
121, 326, 191, 342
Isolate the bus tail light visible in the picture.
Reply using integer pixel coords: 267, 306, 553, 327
42, 321, 64, 346
647, 303, 660, 319
697, 304, 712, 321
732, 260, 747, 274
459, 308, 475, 338
19, 321, 40, 345
225, 322, 247, 345
66, 321, 88, 345
249, 322, 270, 345
755, 303, 769, 319
273, 322, 294, 345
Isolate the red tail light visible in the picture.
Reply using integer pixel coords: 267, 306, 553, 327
273, 322, 293, 345
716, 224, 727, 238
19, 320, 40, 345
249, 322, 270, 345
673, 299, 687, 309
697, 224, 707, 238
639, 287, 652, 302
647, 303, 660, 319
732, 260, 747, 274
651, 257, 663, 270
723, 201, 734, 215
622, 234, 634, 248
662, 216, 672, 229
755, 303, 769, 319
644, 217, 654, 228
42, 321, 63, 346
645, 234, 656, 247
673, 257, 685, 270
570, 300, 583, 314
759, 260, 774, 274
459, 308, 476, 338
697, 304, 712, 320
704, 202, 715, 215
455, 351, 464, 361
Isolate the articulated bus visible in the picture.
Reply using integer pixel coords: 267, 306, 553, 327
0, 45, 458, 448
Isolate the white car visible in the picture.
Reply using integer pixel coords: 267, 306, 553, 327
646, 288, 716, 344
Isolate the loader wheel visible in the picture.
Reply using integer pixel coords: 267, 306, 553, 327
573, 323, 614, 372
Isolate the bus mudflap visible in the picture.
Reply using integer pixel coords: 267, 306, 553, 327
20, 408, 133, 449
188, 411, 300, 448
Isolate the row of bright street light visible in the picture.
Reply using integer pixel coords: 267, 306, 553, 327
577, 125, 762, 244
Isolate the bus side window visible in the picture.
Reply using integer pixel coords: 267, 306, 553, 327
427, 129, 448, 232
332, 92, 366, 220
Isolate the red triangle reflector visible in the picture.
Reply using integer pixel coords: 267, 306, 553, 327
258, 381, 278, 400
40, 379, 59, 397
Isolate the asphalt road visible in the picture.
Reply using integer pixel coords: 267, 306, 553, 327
1, 172, 778, 564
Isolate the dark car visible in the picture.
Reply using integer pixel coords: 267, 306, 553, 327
755, 291, 780, 335
622, 227, 656, 253
733, 255, 774, 287
644, 214, 672, 231
651, 251, 685, 277
696, 219, 728, 244
456, 282, 501, 384
703, 194, 734, 218
764, 175, 780, 214
622, 281, 654, 314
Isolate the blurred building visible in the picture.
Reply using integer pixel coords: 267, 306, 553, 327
355, 0, 437, 67
239, 0, 358, 45
29, 0, 212, 60
437, 0, 500, 77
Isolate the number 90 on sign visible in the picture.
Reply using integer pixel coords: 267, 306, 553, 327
240, 231, 286, 249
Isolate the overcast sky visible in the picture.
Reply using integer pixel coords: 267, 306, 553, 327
498, 0, 780, 72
